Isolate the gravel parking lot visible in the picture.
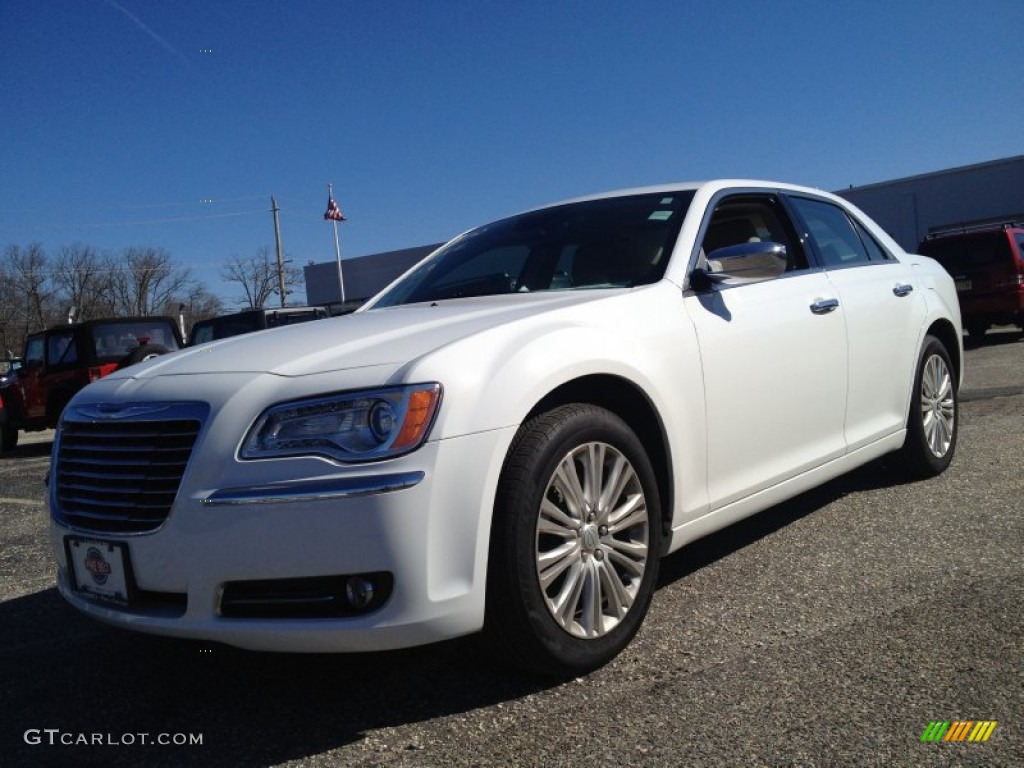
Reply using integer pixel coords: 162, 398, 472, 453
2, 333, 1022, 767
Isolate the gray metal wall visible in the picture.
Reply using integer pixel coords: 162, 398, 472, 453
304, 243, 442, 309
836, 155, 1024, 251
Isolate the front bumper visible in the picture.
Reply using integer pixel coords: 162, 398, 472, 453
49, 425, 516, 652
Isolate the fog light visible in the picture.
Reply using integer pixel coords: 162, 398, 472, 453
345, 576, 374, 609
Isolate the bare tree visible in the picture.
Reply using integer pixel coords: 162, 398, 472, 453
0, 241, 226, 352
105, 247, 195, 316
3, 243, 56, 333
220, 246, 303, 309
0, 257, 19, 356
52, 243, 114, 321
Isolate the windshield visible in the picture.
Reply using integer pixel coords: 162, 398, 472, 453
371, 191, 694, 307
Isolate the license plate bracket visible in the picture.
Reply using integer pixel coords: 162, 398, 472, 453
65, 537, 134, 606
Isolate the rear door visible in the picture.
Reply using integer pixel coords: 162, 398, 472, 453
786, 195, 927, 451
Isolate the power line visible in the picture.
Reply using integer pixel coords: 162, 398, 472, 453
0, 194, 272, 215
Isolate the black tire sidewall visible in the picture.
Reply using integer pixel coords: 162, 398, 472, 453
488, 404, 662, 675
903, 336, 958, 476
0, 423, 16, 452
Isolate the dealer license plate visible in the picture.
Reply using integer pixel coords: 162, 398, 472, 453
65, 537, 132, 605
954, 278, 972, 292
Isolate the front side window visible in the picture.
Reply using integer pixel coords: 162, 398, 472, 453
698, 194, 806, 280
24, 337, 44, 366
789, 196, 874, 268
371, 191, 695, 307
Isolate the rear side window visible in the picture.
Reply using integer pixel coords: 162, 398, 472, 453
851, 218, 894, 262
789, 196, 876, 268
190, 324, 215, 345
47, 331, 77, 366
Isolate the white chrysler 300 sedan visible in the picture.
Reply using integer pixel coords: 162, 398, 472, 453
49, 181, 961, 675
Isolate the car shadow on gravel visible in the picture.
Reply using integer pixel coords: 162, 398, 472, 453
2, 459, 914, 767
656, 457, 910, 587
0, 439, 52, 459
2, 587, 549, 767
964, 328, 1023, 348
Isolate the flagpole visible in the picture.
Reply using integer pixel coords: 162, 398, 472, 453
329, 183, 345, 309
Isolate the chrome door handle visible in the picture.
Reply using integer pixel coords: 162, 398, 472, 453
893, 283, 914, 297
810, 298, 840, 315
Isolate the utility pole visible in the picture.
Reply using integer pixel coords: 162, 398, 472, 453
271, 195, 287, 307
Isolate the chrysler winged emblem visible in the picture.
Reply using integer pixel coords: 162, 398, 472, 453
73, 403, 173, 420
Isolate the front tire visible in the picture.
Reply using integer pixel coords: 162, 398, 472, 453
485, 404, 661, 676
896, 335, 958, 478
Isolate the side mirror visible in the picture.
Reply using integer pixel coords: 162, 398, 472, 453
691, 242, 788, 290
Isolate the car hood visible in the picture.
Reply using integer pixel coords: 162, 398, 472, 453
110, 292, 625, 380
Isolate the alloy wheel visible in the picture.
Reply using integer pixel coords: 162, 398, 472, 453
535, 441, 650, 639
920, 353, 955, 457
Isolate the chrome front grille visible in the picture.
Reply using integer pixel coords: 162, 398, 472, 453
55, 417, 201, 534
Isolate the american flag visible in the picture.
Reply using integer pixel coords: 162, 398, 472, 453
324, 194, 346, 221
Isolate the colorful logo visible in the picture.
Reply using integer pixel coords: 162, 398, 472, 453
84, 547, 112, 585
921, 721, 997, 742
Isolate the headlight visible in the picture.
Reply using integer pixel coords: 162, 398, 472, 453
240, 383, 442, 462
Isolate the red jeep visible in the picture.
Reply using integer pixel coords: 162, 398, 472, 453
0, 317, 183, 453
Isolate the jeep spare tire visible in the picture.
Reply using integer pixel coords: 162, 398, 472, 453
118, 344, 170, 368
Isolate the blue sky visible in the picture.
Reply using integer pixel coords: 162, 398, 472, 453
2, 0, 1022, 303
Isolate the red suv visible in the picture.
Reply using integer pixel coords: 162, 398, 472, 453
918, 222, 1024, 340
0, 317, 183, 453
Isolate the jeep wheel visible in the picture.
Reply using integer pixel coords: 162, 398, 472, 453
965, 323, 988, 341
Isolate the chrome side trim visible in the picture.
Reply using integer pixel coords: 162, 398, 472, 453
202, 471, 425, 506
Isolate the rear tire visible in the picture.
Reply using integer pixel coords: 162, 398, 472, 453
965, 323, 988, 341
485, 404, 661, 677
895, 335, 958, 478
0, 423, 17, 453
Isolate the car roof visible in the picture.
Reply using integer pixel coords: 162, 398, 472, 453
519, 179, 839, 214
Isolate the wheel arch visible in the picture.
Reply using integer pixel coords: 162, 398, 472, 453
521, 373, 674, 535
925, 318, 962, 387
